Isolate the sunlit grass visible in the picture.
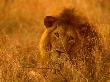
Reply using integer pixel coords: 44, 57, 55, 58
0, 0, 110, 82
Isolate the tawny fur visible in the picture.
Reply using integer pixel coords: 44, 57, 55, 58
39, 8, 110, 82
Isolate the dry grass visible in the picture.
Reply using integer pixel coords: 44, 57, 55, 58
0, 0, 110, 82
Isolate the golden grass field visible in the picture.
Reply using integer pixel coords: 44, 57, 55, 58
0, 0, 110, 82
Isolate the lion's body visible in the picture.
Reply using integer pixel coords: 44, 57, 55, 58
39, 9, 110, 82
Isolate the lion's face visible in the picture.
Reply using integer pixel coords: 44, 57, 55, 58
50, 24, 80, 55
43, 15, 82, 59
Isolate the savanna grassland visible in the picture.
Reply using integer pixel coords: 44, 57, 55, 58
0, 0, 110, 82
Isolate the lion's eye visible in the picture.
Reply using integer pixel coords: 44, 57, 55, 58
69, 36, 74, 41
68, 36, 75, 43
54, 33, 59, 38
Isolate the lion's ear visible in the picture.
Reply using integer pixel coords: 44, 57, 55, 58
44, 16, 57, 28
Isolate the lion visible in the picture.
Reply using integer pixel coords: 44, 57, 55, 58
39, 8, 110, 82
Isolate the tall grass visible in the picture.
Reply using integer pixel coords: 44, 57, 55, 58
0, 0, 110, 82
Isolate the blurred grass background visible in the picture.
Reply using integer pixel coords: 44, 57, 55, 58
0, 0, 110, 82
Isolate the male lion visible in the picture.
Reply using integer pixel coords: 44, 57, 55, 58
39, 9, 110, 82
